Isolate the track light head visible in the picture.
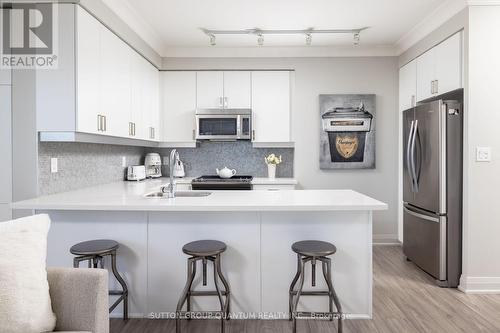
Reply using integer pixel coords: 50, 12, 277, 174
257, 34, 264, 46
209, 34, 216, 46
305, 33, 312, 46
353, 32, 360, 45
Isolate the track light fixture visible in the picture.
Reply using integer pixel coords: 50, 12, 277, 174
201, 27, 368, 46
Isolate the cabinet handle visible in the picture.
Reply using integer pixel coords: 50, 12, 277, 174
431, 81, 434, 95
411, 95, 415, 107
252, 129, 255, 141
133, 123, 136, 136
103, 116, 106, 132
435, 80, 438, 94
129, 122, 132, 136
152, 127, 155, 139
224, 97, 228, 108
192, 129, 196, 140
219, 97, 223, 108
97, 115, 101, 131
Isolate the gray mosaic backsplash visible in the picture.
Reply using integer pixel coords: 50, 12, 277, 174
147, 141, 294, 178
38, 141, 294, 195
38, 142, 143, 195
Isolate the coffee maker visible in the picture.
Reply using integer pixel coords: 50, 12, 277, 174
144, 153, 162, 178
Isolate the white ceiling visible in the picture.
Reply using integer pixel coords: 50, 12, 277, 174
102, 0, 467, 57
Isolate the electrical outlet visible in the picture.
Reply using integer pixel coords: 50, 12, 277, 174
476, 147, 492, 162
50, 158, 58, 173
122, 156, 127, 167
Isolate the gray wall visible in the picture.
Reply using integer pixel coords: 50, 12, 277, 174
147, 141, 294, 178
38, 142, 143, 195
162, 57, 399, 240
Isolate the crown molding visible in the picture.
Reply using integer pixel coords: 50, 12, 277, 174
161, 45, 398, 58
101, 0, 165, 55
467, 0, 500, 4
395, 0, 467, 55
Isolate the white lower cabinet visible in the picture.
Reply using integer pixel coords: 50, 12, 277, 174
251, 71, 291, 144
161, 71, 197, 144
0, 204, 12, 222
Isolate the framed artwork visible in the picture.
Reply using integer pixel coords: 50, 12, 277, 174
320, 94, 376, 169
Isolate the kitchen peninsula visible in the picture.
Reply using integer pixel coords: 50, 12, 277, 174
12, 180, 387, 319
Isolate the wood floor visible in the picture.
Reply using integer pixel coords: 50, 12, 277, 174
111, 245, 500, 333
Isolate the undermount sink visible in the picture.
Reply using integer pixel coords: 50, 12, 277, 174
144, 191, 212, 198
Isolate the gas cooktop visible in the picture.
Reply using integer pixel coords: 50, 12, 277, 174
191, 175, 253, 190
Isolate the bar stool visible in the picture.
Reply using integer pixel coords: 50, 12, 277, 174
70, 239, 128, 320
289, 240, 343, 333
176, 240, 231, 333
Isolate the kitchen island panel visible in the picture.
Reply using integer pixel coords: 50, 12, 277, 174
42, 210, 149, 318
261, 211, 372, 318
147, 212, 261, 316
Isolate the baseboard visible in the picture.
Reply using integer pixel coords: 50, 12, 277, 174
458, 276, 500, 294
373, 234, 400, 245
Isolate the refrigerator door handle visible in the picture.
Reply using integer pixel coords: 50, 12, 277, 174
407, 120, 416, 192
403, 205, 440, 223
410, 120, 419, 192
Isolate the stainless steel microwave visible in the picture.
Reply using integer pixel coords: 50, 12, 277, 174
195, 109, 252, 141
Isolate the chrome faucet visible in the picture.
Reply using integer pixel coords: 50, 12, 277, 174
163, 149, 179, 198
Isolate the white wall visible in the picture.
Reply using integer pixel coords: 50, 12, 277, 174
460, 5, 500, 293
163, 57, 399, 241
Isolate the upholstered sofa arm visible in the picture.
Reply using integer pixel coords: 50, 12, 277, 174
47, 267, 109, 333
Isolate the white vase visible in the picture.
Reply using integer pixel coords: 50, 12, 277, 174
267, 164, 276, 179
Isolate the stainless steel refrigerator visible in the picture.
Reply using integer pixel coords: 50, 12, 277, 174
402, 91, 463, 287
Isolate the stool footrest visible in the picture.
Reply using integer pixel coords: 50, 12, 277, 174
290, 290, 331, 296
109, 290, 127, 296
188, 290, 229, 296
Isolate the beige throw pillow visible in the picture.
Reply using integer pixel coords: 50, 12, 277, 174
0, 214, 57, 333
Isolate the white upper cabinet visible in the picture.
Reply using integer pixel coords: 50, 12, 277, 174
143, 62, 160, 141
196, 71, 224, 109
399, 60, 417, 111
223, 71, 251, 108
196, 71, 251, 109
435, 32, 462, 96
100, 27, 131, 138
416, 31, 462, 102
76, 7, 101, 135
161, 71, 197, 143
251, 71, 291, 143
73, 6, 159, 141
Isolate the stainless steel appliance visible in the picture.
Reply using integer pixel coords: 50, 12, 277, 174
145, 153, 162, 178
126, 165, 146, 181
402, 91, 463, 287
195, 109, 251, 141
191, 175, 253, 190
322, 103, 373, 162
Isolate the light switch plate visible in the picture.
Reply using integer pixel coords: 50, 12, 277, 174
476, 147, 492, 162
50, 158, 58, 173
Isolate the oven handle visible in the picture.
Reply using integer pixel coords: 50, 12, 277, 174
406, 120, 415, 192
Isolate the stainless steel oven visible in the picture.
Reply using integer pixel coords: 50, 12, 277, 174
195, 109, 251, 141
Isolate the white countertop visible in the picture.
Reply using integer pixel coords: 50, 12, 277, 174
12, 179, 387, 212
